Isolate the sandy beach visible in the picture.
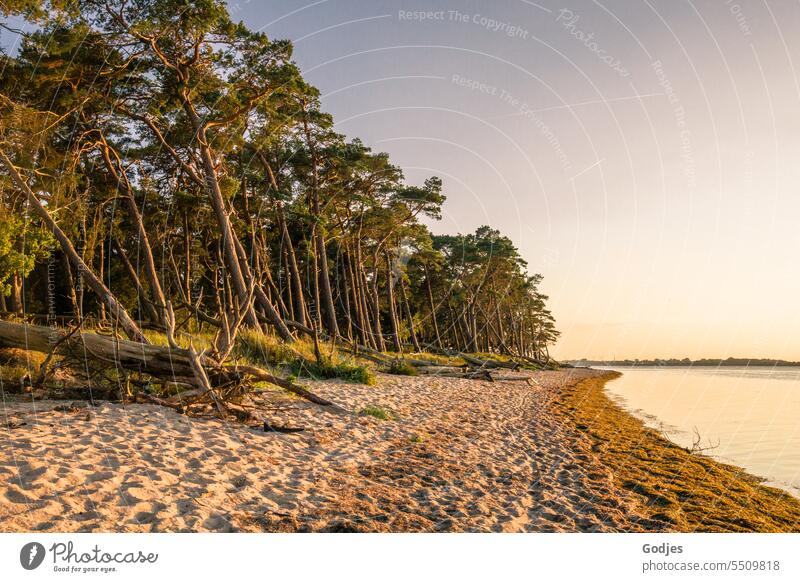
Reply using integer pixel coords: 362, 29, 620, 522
2, 369, 799, 533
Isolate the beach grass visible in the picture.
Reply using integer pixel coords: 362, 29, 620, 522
386, 359, 419, 376
359, 405, 395, 420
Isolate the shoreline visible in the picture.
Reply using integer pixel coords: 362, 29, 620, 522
602, 373, 800, 501
567, 371, 800, 532
1, 369, 799, 532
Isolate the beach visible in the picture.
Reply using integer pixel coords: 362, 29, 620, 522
2, 369, 799, 533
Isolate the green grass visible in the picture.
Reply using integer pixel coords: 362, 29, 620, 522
397, 351, 465, 366
359, 405, 395, 420
0, 363, 31, 388
292, 356, 375, 385
144, 329, 376, 384
141, 328, 215, 351
233, 329, 299, 366
386, 359, 418, 376
233, 330, 376, 384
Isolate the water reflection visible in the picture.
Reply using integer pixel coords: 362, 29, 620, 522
600, 366, 800, 496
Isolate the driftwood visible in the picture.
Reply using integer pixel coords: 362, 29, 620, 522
263, 422, 304, 433
0, 320, 336, 408
416, 366, 495, 382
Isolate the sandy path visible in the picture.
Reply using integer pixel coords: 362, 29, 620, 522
0, 368, 650, 532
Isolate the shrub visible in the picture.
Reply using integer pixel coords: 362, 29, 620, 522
292, 356, 376, 385
386, 359, 418, 376
0, 363, 31, 392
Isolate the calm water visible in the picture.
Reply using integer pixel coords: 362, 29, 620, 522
600, 366, 800, 496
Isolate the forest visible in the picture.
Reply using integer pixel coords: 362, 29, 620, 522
0, 0, 559, 414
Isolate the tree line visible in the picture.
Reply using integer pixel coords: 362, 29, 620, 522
0, 0, 558, 367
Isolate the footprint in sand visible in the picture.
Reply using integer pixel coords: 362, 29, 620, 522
5, 486, 35, 504
86, 471, 115, 483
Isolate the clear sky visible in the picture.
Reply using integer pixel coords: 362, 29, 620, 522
229, 0, 800, 361
7, 1, 796, 360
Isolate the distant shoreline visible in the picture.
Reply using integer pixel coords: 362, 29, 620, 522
566, 358, 800, 367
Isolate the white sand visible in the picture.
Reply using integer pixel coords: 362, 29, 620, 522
0, 368, 646, 532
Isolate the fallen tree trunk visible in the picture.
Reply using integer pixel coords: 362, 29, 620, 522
0, 320, 335, 407
416, 366, 495, 382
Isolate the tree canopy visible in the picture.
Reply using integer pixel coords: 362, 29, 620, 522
0, 0, 558, 363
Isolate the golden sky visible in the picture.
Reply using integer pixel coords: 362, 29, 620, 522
238, 1, 800, 359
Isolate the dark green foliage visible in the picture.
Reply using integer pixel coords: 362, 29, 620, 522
0, 1, 558, 364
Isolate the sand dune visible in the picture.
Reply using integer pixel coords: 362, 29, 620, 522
1, 368, 663, 532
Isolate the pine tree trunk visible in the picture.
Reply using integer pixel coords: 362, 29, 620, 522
424, 265, 443, 349
301, 111, 339, 338
315, 229, 339, 337
0, 151, 149, 343
182, 101, 260, 329
230, 235, 294, 342
255, 151, 308, 329
59, 252, 80, 317
370, 263, 386, 351
355, 244, 377, 349
279, 208, 307, 326
384, 251, 402, 352
97, 236, 106, 321
112, 238, 160, 324
399, 274, 421, 352
98, 140, 167, 323
183, 211, 192, 304
9, 273, 23, 314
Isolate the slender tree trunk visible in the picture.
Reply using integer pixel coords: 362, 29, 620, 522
0, 151, 149, 343
255, 151, 308, 329
467, 303, 479, 352
301, 111, 339, 337
384, 251, 402, 352
98, 139, 167, 323
281, 244, 294, 319
424, 265, 443, 349
369, 263, 385, 351
279, 208, 307, 326
345, 248, 367, 345
183, 211, 192, 304
315, 229, 339, 337
230, 235, 293, 341
338, 255, 353, 342
112, 238, 160, 324
399, 274, 421, 352
182, 101, 260, 329
59, 252, 79, 318
355, 244, 377, 349
97, 236, 106, 321
9, 273, 23, 314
